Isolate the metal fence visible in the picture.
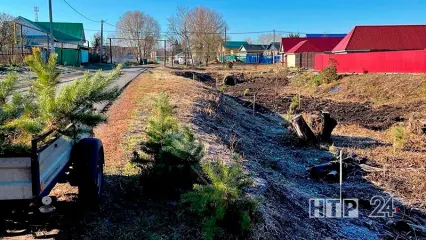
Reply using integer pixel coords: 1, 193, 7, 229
0, 46, 32, 64
315, 49, 426, 73
244, 55, 281, 64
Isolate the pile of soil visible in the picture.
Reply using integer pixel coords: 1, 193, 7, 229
174, 71, 216, 87
254, 95, 420, 130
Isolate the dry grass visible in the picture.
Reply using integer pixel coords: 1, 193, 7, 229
70, 68, 218, 240
286, 73, 426, 107
9, 66, 426, 239
87, 68, 426, 239
333, 124, 426, 208
279, 71, 426, 209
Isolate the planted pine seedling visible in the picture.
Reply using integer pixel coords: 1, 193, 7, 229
0, 47, 122, 156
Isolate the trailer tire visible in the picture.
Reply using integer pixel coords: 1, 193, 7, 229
0, 217, 5, 237
73, 138, 104, 206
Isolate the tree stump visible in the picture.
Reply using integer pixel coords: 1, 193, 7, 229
304, 111, 323, 136
408, 113, 426, 135
291, 114, 317, 144
320, 111, 338, 142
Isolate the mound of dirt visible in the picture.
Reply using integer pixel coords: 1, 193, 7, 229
174, 71, 217, 87
255, 95, 420, 131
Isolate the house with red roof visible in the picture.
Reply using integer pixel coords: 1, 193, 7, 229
315, 25, 426, 73
332, 25, 426, 53
281, 37, 344, 68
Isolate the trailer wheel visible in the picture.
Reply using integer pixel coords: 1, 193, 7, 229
0, 217, 5, 237
73, 138, 104, 206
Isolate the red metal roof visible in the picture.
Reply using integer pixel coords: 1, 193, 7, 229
333, 25, 426, 52
281, 38, 306, 52
287, 40, 319, 53
281, 37, 344, 53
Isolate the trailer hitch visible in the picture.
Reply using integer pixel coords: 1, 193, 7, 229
38, 196, 56, 214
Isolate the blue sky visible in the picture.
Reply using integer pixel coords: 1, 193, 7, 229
2, 0, 426, 42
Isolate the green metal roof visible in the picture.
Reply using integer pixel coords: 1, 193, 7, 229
224, 41, 248, 49
37, 22, 84, 41
18, 17, 85, 43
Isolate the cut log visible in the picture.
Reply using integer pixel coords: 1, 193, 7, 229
291, 114, 317, 144
308, 162, 337, 179
223, 75, 236, 85
359, 164, 382, 173
320, 111, 338, 142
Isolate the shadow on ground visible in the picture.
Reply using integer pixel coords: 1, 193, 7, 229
2, 174, 201, 240
332, 135, 392, 149
189, 86, 426, 239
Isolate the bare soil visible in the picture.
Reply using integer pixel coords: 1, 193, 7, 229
174, 70, 424, 130
172, 67, 426, 237
222, 74, 422, 130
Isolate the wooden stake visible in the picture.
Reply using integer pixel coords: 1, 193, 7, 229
253, 94, 256, 115
20, 25, 23, 59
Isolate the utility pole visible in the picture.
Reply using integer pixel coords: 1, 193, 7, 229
34, 6, 39, 22
48, 0, 55, 54
171, 41, 174, 67
223, 27, 227, 67
164, 40, 166, 67
273, 29, 276, 64
109, 38, 112, 64
100, 20, 104, 63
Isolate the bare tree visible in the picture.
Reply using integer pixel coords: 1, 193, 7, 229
257, 33, 282, 45
244, 37, 253, 44
287, 32, 300, 38
116, 11, 160, 64
168, 7, 226, 66
186, 7, 226, 66
91, 32, 102, 52
168, 7, 193, 66
0, 12, 15, 64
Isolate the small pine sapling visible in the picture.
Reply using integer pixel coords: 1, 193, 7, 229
133, 92, 204, 195
391, 125, 406, 151
0, 47, 122, 155
285, 94, 300, 120
182, 160, 258, 240
243, 88, 249, 96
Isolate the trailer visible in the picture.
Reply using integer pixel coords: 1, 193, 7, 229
0, 124, 104, 235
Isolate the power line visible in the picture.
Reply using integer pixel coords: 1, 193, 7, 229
62, 0, 101, 23
276, 30, 308, 34
85, 29, 303, 35
104, 22, 116, 28
84, 27, 309, 38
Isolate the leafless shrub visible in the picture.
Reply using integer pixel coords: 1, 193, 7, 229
319, 58, 338, 84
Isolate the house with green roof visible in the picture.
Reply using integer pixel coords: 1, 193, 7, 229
14, 16, 88, 66
219, 41, 248, 62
